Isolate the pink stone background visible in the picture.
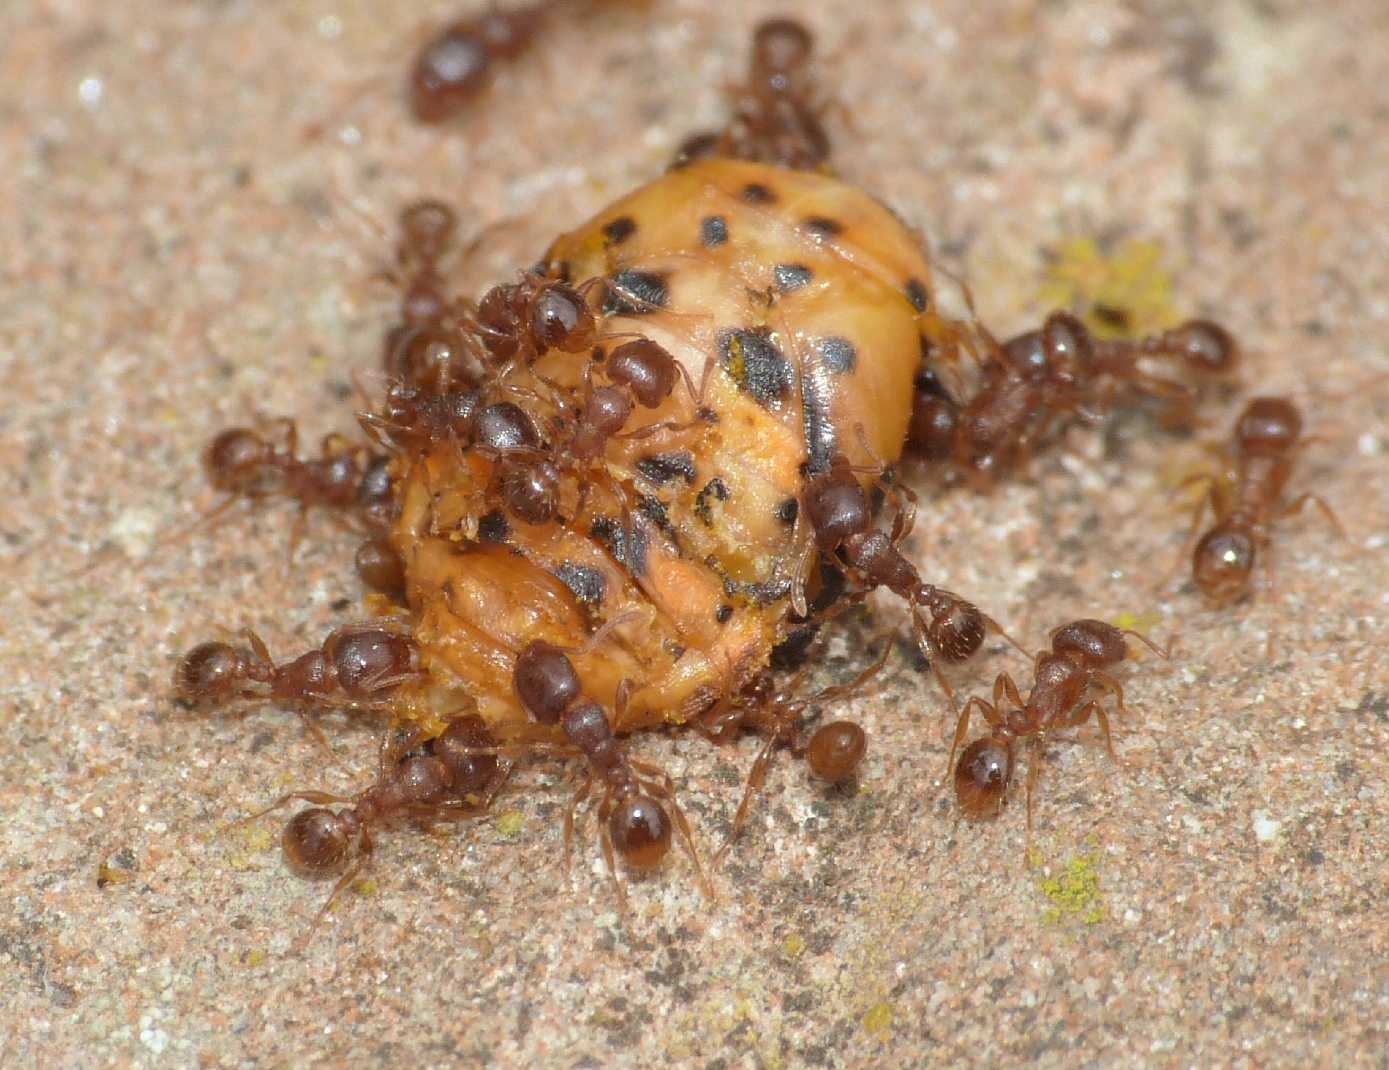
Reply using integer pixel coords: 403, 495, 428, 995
3, 1, 1388, 1066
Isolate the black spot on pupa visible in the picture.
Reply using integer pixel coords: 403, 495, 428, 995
719, 327, 791, 406
604, 270, 669, 316
715, 604, 734, 624
802, 216, 843, 240
591, 515, 649, 577
776, 498, 799, 524
636, 451, 697, 485
478, 510, 511, 543
774, 263, 814, 292
905, 277, 929, 313
553, 562, 607, 605
700, 215, 729, 247
818, 336, 857, 374
637, 494, 675, 536
602, 216, 638, 245
694, 477, 729, 526
741, 182, 777, 205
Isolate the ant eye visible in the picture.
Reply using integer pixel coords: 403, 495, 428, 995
608, 794, 672, 870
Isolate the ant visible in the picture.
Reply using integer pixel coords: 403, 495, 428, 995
907, 312, 1237, 486
948, 618, 1170, 835
511, 639, 710, 906
700, 640, 890, 867
1187, 396, 1343, 605
407, 5, 551, 124
253, 714, 507, 948
788, 451, 1024, 709
174, 621, 420, 717
685, 18, 831, 171
203, 420, 395, 534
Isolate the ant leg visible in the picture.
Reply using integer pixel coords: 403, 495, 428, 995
242, 789, 351, 823
997, 671, 1025, 712
980, 612, 1029, 659
1023, 738, 1044, 850
946, 697, 999, 780
712, 731, 779, 868
1279, 492, 1346, 537
563, 773, 595, 879
289, 855, 367, 956
597, 794, 628, 914
1088, 672, 1127, 716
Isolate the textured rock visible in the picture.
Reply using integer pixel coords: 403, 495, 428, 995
3, 2, 1387, 1066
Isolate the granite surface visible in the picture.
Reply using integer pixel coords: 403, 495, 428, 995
3, 1, 1388, 1066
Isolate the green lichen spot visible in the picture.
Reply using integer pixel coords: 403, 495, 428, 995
496, 809, 526, 838
352, 877, 379, 897
1038, 237, 1179, 341
862, 1002, 895, 1040
1038, 852, 1105, 925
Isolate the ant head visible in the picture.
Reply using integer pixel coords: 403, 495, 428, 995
205, 427, 272, 494
399, 199, 456, 262
1236, 397, 1302, 458
499, 456, 560, 526
513, 641, 581, 725
954, 737, 1013, 819
608, 792, 672, 871
1050, 619, 1127, 668
429, 715, 500, 797
1193, 523, 1256, 605
409, 27, 489, 124
323, 627, 417, 700
475, 401, 541, 452
1171, 320, 1237, 375
393, 755, 452, 807
529, 283, 597, 354
282, 807, 356, 875
173, 641, 247, 704
752, 18, 814, 87
806, 721, 867, 782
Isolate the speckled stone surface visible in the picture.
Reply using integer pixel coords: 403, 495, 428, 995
4, 2, 1388, 1067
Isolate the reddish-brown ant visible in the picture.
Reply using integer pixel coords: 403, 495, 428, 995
252, 713, 507, 947
786, 450, 1025, 708
408, 5, 551, 124
908, 312, 1237, 486
709, 18, 831, 171
510, 639, 710, 905
174, 622, 420, 716
948, 618, 1170, 834
1187, 396, 1343, 605
203, 421, 394, 534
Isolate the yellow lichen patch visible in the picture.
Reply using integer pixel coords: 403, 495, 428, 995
1038, 237, 1180, 340
226, 822, 276, 871
862, 1001, 895, 1040
1111, 611, 1164, 657
781, 931, 806, 959
351, 877, 379, 897
495, 809, 525, 838
1038, 852, 1105, 925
